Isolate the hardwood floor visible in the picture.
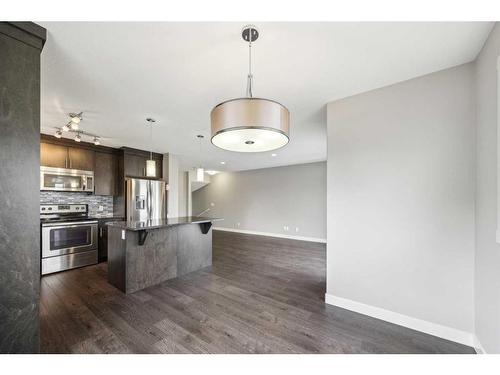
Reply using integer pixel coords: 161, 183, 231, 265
40, 230, 475, 354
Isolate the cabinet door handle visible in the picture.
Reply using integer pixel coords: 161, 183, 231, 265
143, 167, 146, 176
100, 227, 103, 237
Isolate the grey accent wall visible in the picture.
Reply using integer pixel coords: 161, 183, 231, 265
0, 22, 46, 353
327, 64, 475, 334
192, 162, 326, 239
474, 23, 500, 353
178, 171, 188, 217
40, 192, 114, 217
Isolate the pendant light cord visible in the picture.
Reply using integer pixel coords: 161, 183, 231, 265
246, 31, 253, 98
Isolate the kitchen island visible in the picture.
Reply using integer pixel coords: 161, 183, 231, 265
106, 216, 222, 293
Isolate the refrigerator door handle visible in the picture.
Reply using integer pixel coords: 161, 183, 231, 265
147, 180, 152, 219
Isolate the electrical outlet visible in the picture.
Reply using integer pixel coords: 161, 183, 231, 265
295, 227, 299, 232
98, 205, 104, 212
236, 222, 240, 228
283, 225, 289, 232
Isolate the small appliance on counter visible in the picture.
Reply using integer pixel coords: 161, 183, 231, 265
40, 204, 98, 275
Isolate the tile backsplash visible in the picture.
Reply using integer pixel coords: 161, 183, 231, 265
40, 192, 113, 217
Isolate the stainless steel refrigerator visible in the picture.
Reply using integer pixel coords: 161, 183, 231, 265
126, 178, 167, 222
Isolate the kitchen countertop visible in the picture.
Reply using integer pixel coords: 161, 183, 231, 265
90, 215, 124, 220
106, 216, 222, 231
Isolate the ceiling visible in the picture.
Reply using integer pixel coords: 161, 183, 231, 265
40, 22, 493, 172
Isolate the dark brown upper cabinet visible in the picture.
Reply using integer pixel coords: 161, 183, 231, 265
94, 151, 117, 196
124, 153, 148, 178
122, 148, 162, 179
67, 147, 94, 171
40, 142, 70, 168
40, 142, 95, 171
40, 135, 120, 196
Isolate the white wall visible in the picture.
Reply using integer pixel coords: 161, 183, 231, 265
192, 162, 326, 240
326, 64, 476, 342
474, 23, 500, 354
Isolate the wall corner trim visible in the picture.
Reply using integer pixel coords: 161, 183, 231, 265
325, 293, 474, 348
473, 335, 487, 354
213, 227, 327, 243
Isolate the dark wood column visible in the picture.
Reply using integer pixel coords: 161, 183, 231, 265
0, 22, 46, 353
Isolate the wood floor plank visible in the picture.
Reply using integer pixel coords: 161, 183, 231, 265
40, 230, 475, 354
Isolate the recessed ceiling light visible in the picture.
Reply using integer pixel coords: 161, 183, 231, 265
220, 161, 226, 165
74, 133, 81, 142
54, 130, 62, 138
206, 170, 219, 176
94, 137, 100, 146
271, 153, 277, 157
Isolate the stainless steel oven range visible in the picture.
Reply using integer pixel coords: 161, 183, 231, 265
40, 204, 98, 275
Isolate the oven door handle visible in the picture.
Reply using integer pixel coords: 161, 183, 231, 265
42, 221, 98, 228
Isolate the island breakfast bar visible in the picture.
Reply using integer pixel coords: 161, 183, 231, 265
106, 216, 222, 294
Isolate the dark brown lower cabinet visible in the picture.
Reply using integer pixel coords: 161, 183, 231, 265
98, 218, 123, 262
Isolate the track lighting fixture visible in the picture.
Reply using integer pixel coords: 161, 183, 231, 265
69, 112, 82, 124
53, 111, 103, 146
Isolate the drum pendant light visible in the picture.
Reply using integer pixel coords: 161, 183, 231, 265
146, 118, 156, 177
210, 25, 290, 153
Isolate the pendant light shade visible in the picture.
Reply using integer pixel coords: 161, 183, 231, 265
211, 98, 289, 152
146, 159, 156, 177
146, 118, 156, 177
196, 167, 204, 182
210, 25, 290, 153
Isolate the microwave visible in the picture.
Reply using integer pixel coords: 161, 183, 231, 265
40, 166, 94, 192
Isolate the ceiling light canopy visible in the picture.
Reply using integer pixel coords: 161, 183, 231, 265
210, 25, 290, 153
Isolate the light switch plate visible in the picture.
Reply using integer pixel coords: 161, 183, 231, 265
121, 230, 126, 240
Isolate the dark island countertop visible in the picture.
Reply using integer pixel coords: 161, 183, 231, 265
106, 216, 223, 231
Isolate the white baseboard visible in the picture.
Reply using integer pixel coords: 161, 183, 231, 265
213, 227, 327, 244
325, 294, 474, 348
473, 335, 487, 354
